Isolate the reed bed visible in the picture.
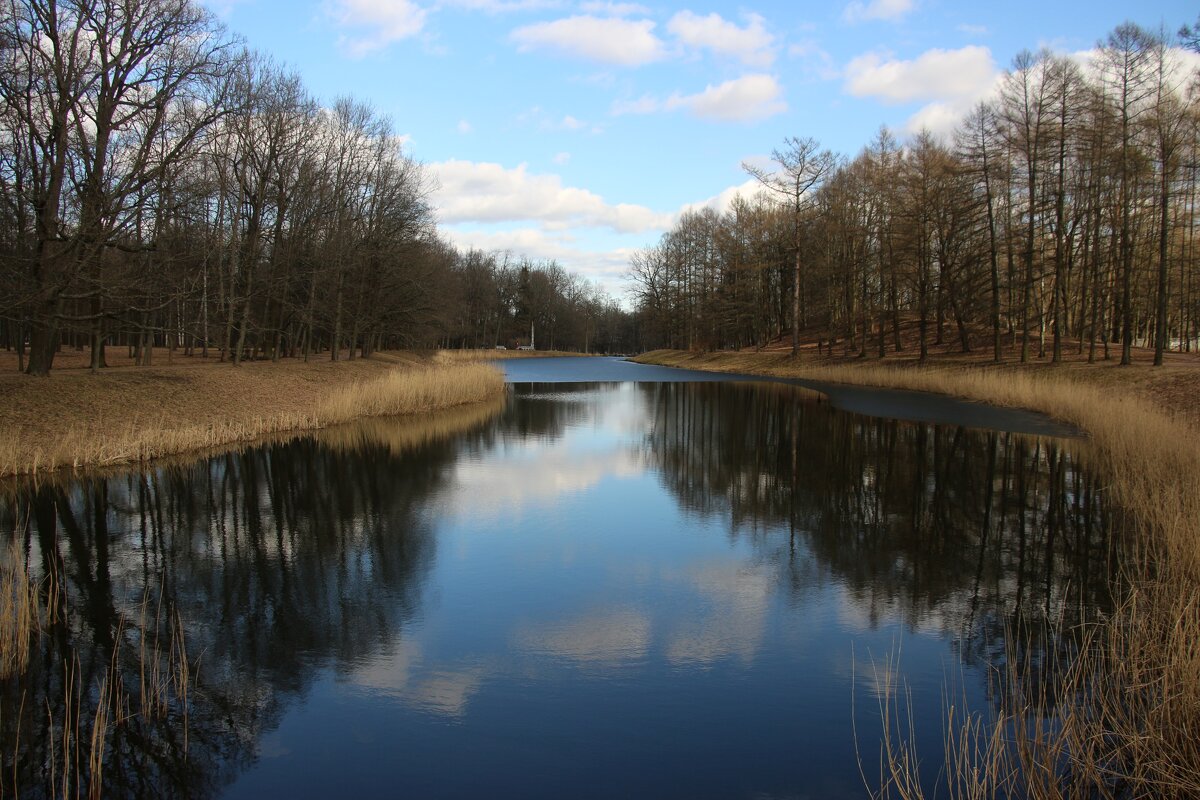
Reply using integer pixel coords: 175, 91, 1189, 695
637, 349, 1200, 799
434, 348, 591, 364
1, 538, 193, 798
0, 358, 504, 478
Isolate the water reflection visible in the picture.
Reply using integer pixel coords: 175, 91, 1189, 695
0, 380, 1114, 798
0, 407, 500, 797
642, 381, 1113, 635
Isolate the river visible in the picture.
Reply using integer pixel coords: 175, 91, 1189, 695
0, 357, 1113, 798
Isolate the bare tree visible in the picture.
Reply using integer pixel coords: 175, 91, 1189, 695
744, 137, 839, 356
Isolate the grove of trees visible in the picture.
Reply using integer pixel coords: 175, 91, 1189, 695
0, 0, 633, 376
629, 22, 1200, 366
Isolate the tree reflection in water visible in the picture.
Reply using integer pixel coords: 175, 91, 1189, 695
0, 402, 505, 798
640, 381, 1114, 710
0, 381, 1113, 797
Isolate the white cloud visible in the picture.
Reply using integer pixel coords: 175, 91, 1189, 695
1073, 46, 1200, 89
666, 11, 775, 68
844, 45, 1002, 140
611, 94, 661, 116
518, 107, 600, 132
431, 159, 671, 233
679, 178, 768, 216
552, 151, 571, 165
329, 0, 427, 57
440, 0, 560, 12
666, 74, 787, 122
788, 39, 839, 81
456, 119, 472, 134
578, 0, 648, 15
510, 15, 666, 66
439, 227, 636, 291
842, 0, 915, 23
559, 114, 585, 131
198, 0, 247, 18
844, 45, 997, 105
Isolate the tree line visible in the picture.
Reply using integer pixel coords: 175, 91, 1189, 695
630, 21, 1200, 366
0, 0, 634, 376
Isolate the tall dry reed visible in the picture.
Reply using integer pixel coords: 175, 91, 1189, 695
0, 361, 504, 478
2, 542, 195, 799
0, 540, 40, 679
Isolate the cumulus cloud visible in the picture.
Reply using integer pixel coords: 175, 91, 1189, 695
666, 10, 776, 68
328, 0, 428, 57
578, 0, 648, 15
1071, 45, 1200, 87
441, 0, 559, 12
439, 228, 637, 290
510, 15, 666, 66
842, 0, 915, 23
678, 178, 769, 216
431, 159, 670, 232
844, 45, 997, 104
844, 45, 1001, 139
666, 74, 787, 122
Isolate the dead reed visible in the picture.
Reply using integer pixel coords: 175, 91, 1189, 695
434, 348, 592, 363
637, 349, 1200, 798
1, 540, 195, 798
0, 357, 505, 478
0, 540, 41, 680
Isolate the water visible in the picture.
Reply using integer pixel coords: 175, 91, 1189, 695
0, 358, 1112, 798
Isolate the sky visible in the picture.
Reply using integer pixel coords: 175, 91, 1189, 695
200, 0, 1197, 299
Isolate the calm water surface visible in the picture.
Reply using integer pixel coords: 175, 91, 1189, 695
1, 358, 1114, 798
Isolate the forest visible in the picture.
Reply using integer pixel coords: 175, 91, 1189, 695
629, 22, 1200, 367
6, 4, 1199, 376
0, 0, 636, 376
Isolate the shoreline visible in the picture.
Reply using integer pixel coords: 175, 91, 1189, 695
631, 349, 1200, 432
0, 352, 507, 479
634, 348, 1200, 795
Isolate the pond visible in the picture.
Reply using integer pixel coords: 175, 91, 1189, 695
0, 358, 1114, 798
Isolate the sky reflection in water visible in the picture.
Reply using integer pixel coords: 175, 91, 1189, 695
225, 376, 1109, 799
3, 364, 1112, 799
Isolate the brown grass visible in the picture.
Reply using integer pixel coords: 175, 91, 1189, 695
636, 349, 1200, 798
0, 353, 504, 478
434, 348, 593, 363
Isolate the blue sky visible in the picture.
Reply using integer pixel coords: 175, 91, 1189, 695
201, 0, 1196, 298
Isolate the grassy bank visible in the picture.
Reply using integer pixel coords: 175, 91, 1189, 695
635, 349, 1200, 798
434, 348, 594, 363
0, 352, 505, 478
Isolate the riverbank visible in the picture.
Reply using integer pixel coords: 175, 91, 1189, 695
636, 349, 1200, 797
0, 352, 505, 478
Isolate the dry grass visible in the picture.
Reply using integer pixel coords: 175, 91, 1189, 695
434, 348, 593, 363
0, 354, 504, 478
637, 349, 1200, 799
312, 394, 506, 457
